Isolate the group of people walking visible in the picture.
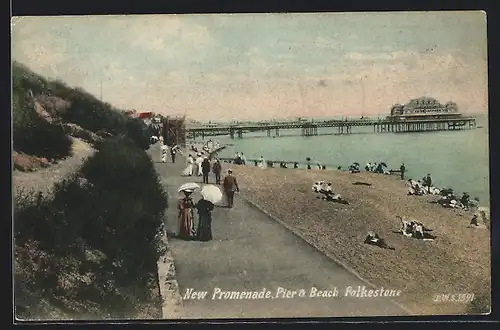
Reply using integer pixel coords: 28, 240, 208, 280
182, 154, 223, 184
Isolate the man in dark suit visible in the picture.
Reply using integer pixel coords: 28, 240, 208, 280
201, 157, 211, 184
222, 169, 240, 208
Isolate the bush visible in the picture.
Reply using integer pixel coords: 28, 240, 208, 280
12, 87, 72, 160
14, 136, 167, 317
13, 61, 151, 151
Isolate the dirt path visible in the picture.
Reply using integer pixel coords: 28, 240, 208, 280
149, 144, 407, 319
12, 138, 95, 196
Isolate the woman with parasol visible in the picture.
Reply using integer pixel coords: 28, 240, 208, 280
195, 185, 221, 241
178, 183, 200, 240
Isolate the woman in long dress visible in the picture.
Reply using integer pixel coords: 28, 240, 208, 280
182, 154, 194, 176
258, 156, 266, 169
195, 198, 214, 241
178, 190, 196, 240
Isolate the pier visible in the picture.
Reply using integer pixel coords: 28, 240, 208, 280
186, 116, 476, 139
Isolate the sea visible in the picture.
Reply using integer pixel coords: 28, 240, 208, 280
193, 114, 491, 206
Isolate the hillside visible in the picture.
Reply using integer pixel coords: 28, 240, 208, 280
12, 61, 155, 171
12, 63, 165, 320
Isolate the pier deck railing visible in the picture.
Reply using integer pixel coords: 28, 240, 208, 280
186, 116, 476, 139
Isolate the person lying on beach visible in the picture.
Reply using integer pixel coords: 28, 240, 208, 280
318, 184, 348, 204
438, 194, 460, 208
412, 223, 437, 240
364, 232, 395, 250
319, 182, 333, 195
460, 192, 471, 210
407, 181, 424, 195
398, 216, 433, 235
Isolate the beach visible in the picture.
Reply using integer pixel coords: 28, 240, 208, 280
219, 163, 490, 315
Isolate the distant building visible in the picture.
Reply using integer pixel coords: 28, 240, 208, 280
389, 97, 461, 121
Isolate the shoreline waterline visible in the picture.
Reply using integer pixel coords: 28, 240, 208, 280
195, 116, 489, 206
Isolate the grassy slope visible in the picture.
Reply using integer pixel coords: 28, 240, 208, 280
13, 63, 161, 320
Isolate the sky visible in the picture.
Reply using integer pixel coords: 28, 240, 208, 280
11, 12, 488, 121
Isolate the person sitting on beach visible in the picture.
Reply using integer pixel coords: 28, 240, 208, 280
348, 163, 360, 173
412, 222, 437, 240
428, 186, 441, 195
317, 163, 322, 169
233, 152, 243, 165
364, 231, 395, 250
254, 160, 259, 167
460, 192, 471, 210
469, 197, 480, 208
468, 207, 489, 229
312, 181, 324, 193
241, 153, 247, 165
319, 182, 333, 195
294, 162, 299, 169
469, 213, 480, 227
365, 162, 371, 171
337, 166, 342, 170
399, 217, 414, 237
322, 165, 326, 170
267, 161, 274, 168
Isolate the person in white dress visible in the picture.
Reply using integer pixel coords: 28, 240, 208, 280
160, 144, 168, 163
182, 154, 194, 176
258, 156, 266, 169
196, 153, 204, 176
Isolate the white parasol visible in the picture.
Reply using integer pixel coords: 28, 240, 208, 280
178, 182, 200, 193
200, 184, 223, 204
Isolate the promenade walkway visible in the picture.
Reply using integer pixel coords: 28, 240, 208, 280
149, 144, 408, 319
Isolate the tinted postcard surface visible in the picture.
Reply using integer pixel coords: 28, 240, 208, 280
12, 12, 490, 321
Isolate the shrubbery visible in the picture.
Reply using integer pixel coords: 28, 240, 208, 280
12, 84, 72, 160
14, 137, 168, 318
13, 61, 152, 151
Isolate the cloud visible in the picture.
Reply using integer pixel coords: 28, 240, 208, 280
343, 51, 413, 62
128, 16, 214, 59
12, 36, 69, 74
